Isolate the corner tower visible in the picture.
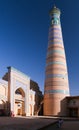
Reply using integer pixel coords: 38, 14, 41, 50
44, 6, 70, 116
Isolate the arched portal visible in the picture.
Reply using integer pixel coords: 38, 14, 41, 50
15, 88, 25, 116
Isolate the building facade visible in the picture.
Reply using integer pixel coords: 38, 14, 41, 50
30, 80, 43, 115
44, 6, 70, 116
0, 66, 42, 116
66, 96, 79, 117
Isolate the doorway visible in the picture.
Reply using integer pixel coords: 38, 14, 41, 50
18, 109, 21, 115
69, 108, 78, 117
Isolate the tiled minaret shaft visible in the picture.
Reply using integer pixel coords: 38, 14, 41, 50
44, 6, 70, 116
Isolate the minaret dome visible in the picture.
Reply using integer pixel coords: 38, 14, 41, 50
50, 6, 61, 16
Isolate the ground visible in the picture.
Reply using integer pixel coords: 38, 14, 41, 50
0, 116, 79, 130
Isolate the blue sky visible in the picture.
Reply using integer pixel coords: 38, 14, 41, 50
0, 0, 79, 95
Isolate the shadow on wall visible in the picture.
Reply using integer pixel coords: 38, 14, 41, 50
38, 100, 44, 116
58, 97, 67, 117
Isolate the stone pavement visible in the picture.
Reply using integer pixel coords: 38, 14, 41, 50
39, 117, 79, 130
0, 116, 56, 130
0, 116, 79, 130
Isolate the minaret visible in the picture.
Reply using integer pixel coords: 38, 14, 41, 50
44, 6, 70, 116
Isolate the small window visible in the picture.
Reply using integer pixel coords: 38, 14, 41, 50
73, 100, 76, 105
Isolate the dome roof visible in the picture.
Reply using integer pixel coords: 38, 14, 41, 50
50, 6, 61, 15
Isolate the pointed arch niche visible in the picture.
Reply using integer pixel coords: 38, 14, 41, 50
15, 87, 25, 116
